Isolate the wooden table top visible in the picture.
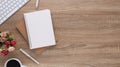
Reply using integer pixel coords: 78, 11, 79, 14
0, 0, 120, 67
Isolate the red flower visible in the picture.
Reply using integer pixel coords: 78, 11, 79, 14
5, 41, 11, 47
1, 50, 9, 56
11, 40, 16, 46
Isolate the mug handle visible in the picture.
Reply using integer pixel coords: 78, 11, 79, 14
22, 65, 27, 67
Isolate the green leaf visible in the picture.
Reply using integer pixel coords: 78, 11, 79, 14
0, 44, 2, 48
0, 42, 2, 44
7, 35, 14, 41
0, 32, 1, 37
6, 33, 9, 38
0, 42, 2, 48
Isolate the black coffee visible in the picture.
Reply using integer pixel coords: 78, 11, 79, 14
7, 60, 20, 67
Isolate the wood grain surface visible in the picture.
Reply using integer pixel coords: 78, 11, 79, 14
0, 0, 120, 67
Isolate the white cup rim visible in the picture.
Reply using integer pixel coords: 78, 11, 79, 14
4, 58, 23, 67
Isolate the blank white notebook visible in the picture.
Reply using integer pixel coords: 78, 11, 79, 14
24, 9, 56, 49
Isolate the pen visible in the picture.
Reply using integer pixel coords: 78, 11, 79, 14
36, 0, 39, 8
20, 49, 40, 64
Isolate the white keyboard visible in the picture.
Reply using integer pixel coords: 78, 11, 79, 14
0, 0, 29, 25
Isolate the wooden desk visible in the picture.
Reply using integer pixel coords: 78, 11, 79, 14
0, 0, 120, 67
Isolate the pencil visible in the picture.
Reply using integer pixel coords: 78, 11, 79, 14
20, 49, 40, 64
36, 0, 39, 8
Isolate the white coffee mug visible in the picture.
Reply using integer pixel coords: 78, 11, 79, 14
4, 58, 26, 67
